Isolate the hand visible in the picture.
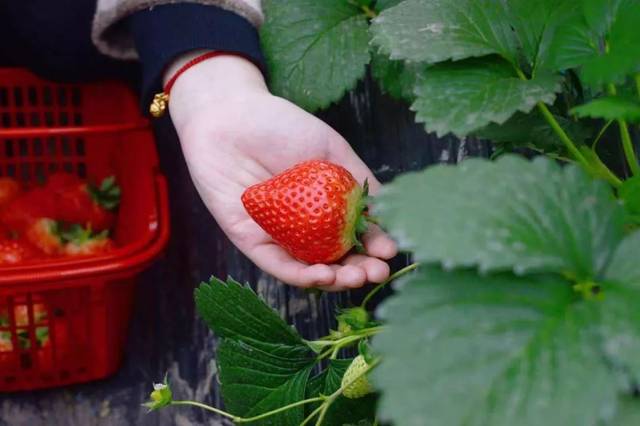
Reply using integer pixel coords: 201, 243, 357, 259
166, 52, 397, 291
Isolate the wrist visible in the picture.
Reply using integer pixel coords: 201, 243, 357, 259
165, 50, 268, 129
166, 50, 267, 102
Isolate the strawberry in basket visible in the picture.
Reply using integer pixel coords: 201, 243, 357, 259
26, 220, 114, 258
1, 173, 120, 233
48, 174, 121, 232
0, 177, 21, 207
0, 237, 40, 265
25, 218, 65, 256
59, 224, 115, 257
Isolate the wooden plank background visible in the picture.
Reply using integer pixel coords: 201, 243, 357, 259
0, 74, 490, 426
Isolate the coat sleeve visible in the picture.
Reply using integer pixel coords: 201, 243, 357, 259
92, 0, 263, 59
127, 3, 266, 112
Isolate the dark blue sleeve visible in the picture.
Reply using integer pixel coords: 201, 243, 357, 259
129, 3, 266, 113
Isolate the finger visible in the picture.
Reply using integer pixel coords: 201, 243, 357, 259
311, 283, 353, 292
362, 224, 398, 260
305, 265, 356, 293
342, 254, 390, 283
332, 264, 367, 289
326, 137, 382, 193
247, 243, 336, 287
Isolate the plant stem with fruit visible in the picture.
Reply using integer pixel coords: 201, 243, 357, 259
608, 83, 639, 176
361, 262, 419, 308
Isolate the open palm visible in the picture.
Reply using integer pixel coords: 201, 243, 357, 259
168, 56, 397, 290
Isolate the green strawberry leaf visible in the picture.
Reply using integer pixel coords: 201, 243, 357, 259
583, 0, 626, 34
598, 284, 640, 388
305, 359, 377, 424
217, 339, 313, 424
602, 231, 640, 385
548, 0, 640, 87
196, 278, 375, 424
475, 110, 592, 152
375, 155, 625, 279
195, 277, 304, 346
605, 230, 640, 291
607, 395, 640, 425
411, 57, 562, 137
373, 267, 619, 426
506, 0, 579, 70
581, 1, 640, 87
370, 53, 426, 102
197, 278, 317, 424
571, 96, 640, 122
370, 0, 518, 65
546, 10, 598, 72
260, 0, 370, 111
619, 176, 640, 224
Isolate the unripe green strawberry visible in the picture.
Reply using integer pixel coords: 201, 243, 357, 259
342, 355, 374, 399
337, 307, 370, 334
241, 160, 369, 264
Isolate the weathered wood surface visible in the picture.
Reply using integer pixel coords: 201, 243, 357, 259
0, 74, 489, 426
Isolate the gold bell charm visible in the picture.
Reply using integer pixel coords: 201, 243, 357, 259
150, 92, 169, 117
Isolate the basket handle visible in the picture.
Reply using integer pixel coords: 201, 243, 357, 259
0, 122, 149, 138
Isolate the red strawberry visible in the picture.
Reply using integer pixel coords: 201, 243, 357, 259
1, 187, 56, 231
48, 174, 120, 231
241, 160, 369, 264
26, 218, 64, 256
60, 224, 114, 257
0, 237, 40, 265
1, 174, 120, 232
0, 177, 21, 207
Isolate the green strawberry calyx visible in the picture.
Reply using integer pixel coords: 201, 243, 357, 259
143, 374, 173, 411
344, 179, 374, 253
58, 223, 109, 244
336, 307, 371, 334
88, 176, 121, 210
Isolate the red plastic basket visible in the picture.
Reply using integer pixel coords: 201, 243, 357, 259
0, 68, 169, 392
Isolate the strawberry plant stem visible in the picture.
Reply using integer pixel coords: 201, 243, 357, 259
236, 397, 324, 423
170, 401, 237, 420
608, 83, 639, 176
171, 396, 325, 423
583, 148, 625, 188
362, 5, 377, 18
301, 405, 326, 426
536, 102, 590, 168
512, 67, 604, 179
330, 334, 363, 359
592, 120, 614, 150
361, 263, 419, 309
525, 145, 572, 163
617, 120, 638, 176
315, 326, 386, 360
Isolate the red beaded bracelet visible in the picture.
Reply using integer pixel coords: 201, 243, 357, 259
150, 51, 236, 118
